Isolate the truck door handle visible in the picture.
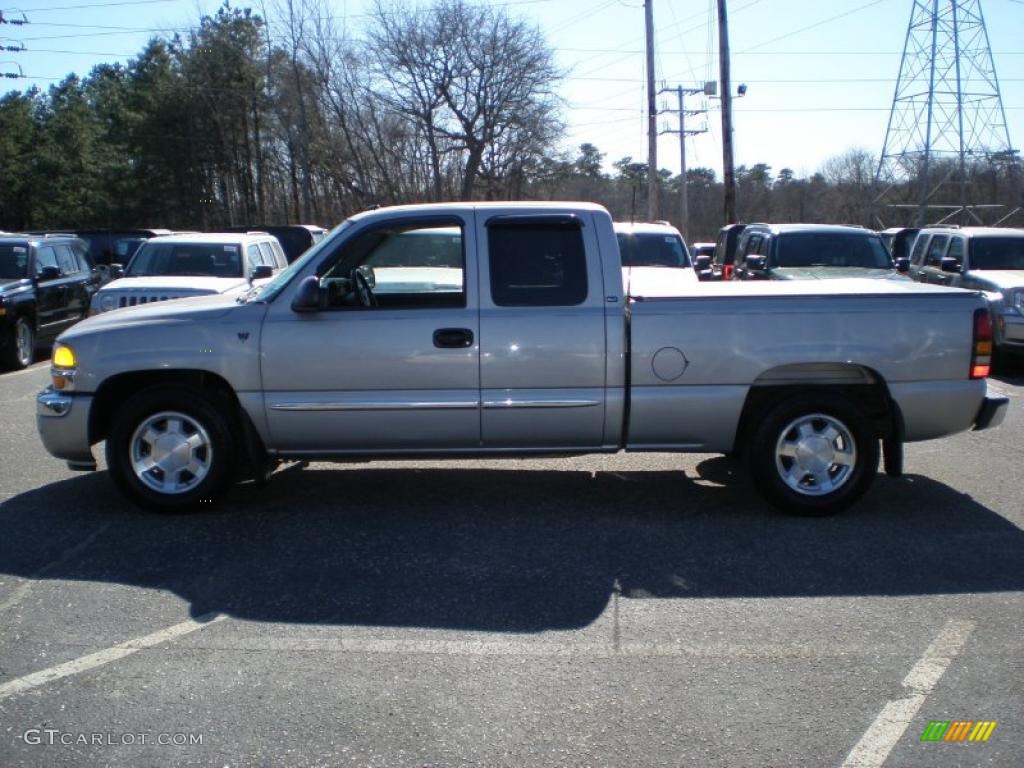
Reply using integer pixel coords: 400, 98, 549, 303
433, 328, 474, 348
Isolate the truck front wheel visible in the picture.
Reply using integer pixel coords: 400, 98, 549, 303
106, 386, 235, 512
748, 394, 878, 516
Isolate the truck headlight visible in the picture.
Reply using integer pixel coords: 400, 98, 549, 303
51, 344, 77, 390
1013, 289, 1024, 314
100, 293, 117, 312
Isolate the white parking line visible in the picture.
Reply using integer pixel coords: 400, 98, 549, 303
840, 619, 975, 768
0, 613, 224, 701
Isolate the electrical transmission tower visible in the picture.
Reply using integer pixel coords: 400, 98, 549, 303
874, 0, 1019, 227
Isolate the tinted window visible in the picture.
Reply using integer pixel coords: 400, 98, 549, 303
321, 222, 466, 309
910, 234, 929, 265
55, 244, 80, 275
925, 235, 949, 266
947, 238, 965, 264
35, 245, 59, 275
617, 232, 690, 267
774, 233, 892, 269
127, 243, 243, 278
72, 241, 93, 273
0, 245, 29, 279
713, 232, 729, 266
488, 221, 587, 307
969, 237, 1024, 270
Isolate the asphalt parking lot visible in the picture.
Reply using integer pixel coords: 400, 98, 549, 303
1, 361, 1022, 767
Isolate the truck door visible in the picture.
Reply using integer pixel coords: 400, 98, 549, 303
476, 213, 608, 449
260, 214, 481, 452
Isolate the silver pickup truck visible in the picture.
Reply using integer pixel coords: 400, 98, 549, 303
37, 202, 1008, 516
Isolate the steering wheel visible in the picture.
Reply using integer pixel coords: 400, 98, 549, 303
353, 269, 377, 308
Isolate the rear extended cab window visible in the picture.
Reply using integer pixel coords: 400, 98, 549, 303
487, 219, 587, 306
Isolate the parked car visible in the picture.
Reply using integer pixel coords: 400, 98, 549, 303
908, 225, 1024, 355
708, 223, 747, 280
73, 228, 173, 277
89, 232, 288, 314
218, 224, 327, 262
614, 221, 698, 294
0, 234, 99, 369
731, 223, 910, 281
37, 202, 1006, 516
879, 226, 920, 270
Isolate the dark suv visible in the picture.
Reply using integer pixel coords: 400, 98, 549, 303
732, 223, 907, 281
0, 234, 99, 369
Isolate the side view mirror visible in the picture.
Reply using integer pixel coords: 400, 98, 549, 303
37, 265, 60, 281
694, 254, 712, 272
291, 275, 322, 313
940, 257, 962, 274
744, 255, 767, 272
110, 264, 125, 279
251, 265, 274, 280
894, 257, 910, 273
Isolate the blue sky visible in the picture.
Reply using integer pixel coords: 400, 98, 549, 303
3, 0, 1022, 179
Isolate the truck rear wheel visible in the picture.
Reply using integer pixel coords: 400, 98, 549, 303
106, 386, 234, 512
748, 393, 878, 516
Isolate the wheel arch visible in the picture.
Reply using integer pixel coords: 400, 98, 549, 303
732, 363, 901, 454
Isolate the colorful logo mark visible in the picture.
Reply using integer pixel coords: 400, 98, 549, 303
921, 720, 997, 742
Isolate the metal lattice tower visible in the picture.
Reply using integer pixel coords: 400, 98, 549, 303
874, 0, 1019, 226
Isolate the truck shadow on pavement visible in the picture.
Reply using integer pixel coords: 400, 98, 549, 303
2, 462, 1023, 632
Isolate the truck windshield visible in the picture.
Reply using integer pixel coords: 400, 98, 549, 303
775, 233, 892, 269
969, 237, 1024, 270
0, 245, 29, 279
617, 233, 690, 267
126, 243, 243, 278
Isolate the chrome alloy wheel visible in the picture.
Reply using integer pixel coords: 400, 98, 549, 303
774, 412, 857, 497
129, 411, 213, 495
15, 319, 33, 367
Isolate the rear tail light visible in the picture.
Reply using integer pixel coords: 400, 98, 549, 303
970, 308, 992, 379
723, 264, 734, 280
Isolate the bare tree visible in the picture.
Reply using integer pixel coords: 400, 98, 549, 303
368, 0, 562, 201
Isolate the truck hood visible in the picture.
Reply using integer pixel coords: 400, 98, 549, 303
623, 266, 699, 297
964, 270, 1024, 290
770, 267, 910, 281
61, 292, 239, 341
100, 275, 248, 293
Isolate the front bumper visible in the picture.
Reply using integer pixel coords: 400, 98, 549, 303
973, 396, 1009, 432
37, 388, 96, 469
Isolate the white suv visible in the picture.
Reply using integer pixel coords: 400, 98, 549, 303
90, 232, 287, 314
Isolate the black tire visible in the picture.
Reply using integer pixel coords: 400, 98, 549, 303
105, 385, 235, 513
2, 316, 35, 370
747, 393, 879, 516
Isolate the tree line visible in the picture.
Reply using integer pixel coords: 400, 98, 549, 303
0, 0, 1019, 242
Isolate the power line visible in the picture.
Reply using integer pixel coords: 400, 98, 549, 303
16, 0, 178, 12
740, 0, 888, 53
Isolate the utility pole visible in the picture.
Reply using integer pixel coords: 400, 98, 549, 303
660, 84, 708, 236
717, 0, 737, 224
645, 0, 658, 222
